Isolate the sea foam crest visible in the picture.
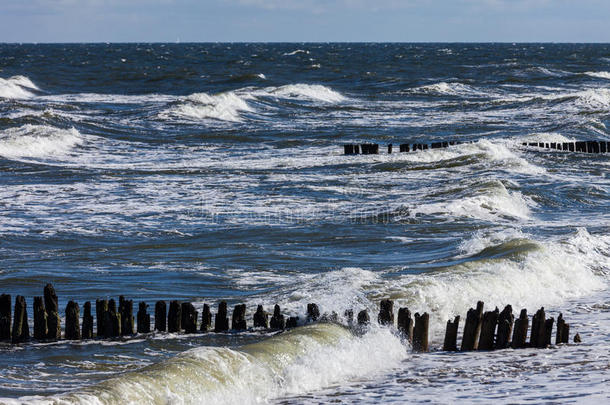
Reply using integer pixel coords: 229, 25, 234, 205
0, 124, 83, 159
412, 82, 481, 96
267, 84, 346, 103
168, 91, 254, 122
585, 71, 610, 80
0, 75, 39, 99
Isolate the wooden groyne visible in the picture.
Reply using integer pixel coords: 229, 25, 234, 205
0, 286, 580, 353
343, 140, 610, 155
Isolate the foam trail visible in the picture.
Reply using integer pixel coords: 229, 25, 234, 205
17, 324, 406, 405
585, 71, 610, 79
0, 75, 39, 99
164, 91, 254, 122
267, 84, 346, 103
0, 125, 84, 159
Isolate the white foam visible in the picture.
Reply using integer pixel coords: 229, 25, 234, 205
585, 71, 610, 80
267, 84, 346, 103
0, 75, 39, 99
412, 82, 482, 97
283, 49, 309, 56
0, 125, 84, 159
165, 91, 254, 122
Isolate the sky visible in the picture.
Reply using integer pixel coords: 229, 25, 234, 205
1, 0, 609, 43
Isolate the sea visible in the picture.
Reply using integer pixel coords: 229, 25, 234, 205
0, 43, 609, 404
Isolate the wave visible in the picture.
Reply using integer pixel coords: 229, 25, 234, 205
163, 91, 255, 122
265, 84, 346, 103
584, 71, 610, 80
23, 324, 405, 405
411, 82, 483, 97
0, 125, 84, 159
283, 49, 309, 56
0, 75, 39, 99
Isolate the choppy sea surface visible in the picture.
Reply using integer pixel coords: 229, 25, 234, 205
0, 43, 609, 404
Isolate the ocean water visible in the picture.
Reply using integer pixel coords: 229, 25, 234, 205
0, 43, 609, 404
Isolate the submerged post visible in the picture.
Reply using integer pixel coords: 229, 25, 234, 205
119, 296, 134, 336
33, 296, 48, 340
412, 312, 429, 353
44, 284, 61, 340
82, 301, 94, 339
461, 301, 484, 351
443, 315, 460, 351
530, 307, 546, 348
0, 294, 10, 341
478, 307, 499, 351
253, 305, 268, 328
512, 309, 529, 349
200, 304, 212, 332
357, 309, 370, 326
155, 300, 167, 332
378, 299, 394, 326
65, 301, 81, 340
183, 303, 198, 333
168, 300, 181, 333
270, 304, 285, 330
397, 307, 414, 343
137, 302, 151, 334
496, 305, 514, 349
214, 301, 229, 332
96, 299, 108, 337
307, 303, 320, 322
11, 296, 29, 344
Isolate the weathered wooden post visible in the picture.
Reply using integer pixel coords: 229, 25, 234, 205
542, 317, 554, 347
511, 309, 528, 349
167, 300, 181, 333
286, 316, 299, 328
443, 316, 460, 351
183, 303, 198, 333
388, 144, 393, 154
357, 309, 370, 325
253, 305, 268, 328
307, 303, 320, 322
397, 307, 414, 343
0, 294, 10, 341
478, 307, 499, 351
270, 304, 285, 330
530, 307, 546, 348
412, 312, 429, 353
574, 333, 581, 343
200, 304, 212, 332
496, 305, 514, 349
180, 302, 189, 330
11, 296, 29, 344
119, 296, 134, 336
137, 302, 150, 334
378, 299, 394, 326
214, 301, 229, 332
82, 302, 93, 339
103, 299, 121, 337
461, 301, 484, 351
344, 144, 354, 155
344, 309, 354, 326
96, 299, 108, 337
33, 296, 48, 340
154, 300, 166, 332
556, 313, 570, 344
65, 301, 81, 340
44, 284, 61, 340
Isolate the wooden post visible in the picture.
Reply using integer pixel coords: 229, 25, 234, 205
286, 316, 299, 328
154, 300, 166, 332
11, 296, 29, 344
253, 305, 268, 328
119, 296, 134, 336
357, 309, 370, 326
344, 309, 354, 326
200, 304, 212, 332
574, 333, 581, 343
180, 302, 189, 330
33, 296, 48, 340
214, 301, 229, 332
0, 294, 10, 341
377, 299, 394, 326
412, 312, 429, 352
556, 313, 565, 345
530, 307, 546, 348
388, 144, 393, 154
82, 301, 93, 339
512, 309, 528, 349
96, 299, 108, 337
270, 304, 285, 330
307, 303, 320, 322
478, 307, 499, 351
542, 317, 554, 347
496, 305, 514, 349
562, 323, 570, 343
183, 303, 198, 333
461, 301, 484, 351
443, 316, 460, 351
137, 302, 150, 334
44, 284, 61, 340
103, 299, 121, 337
65, 301, 81, 340
168, 300, 181, 333
397, 307, 414, 343
344, 144, 354, 155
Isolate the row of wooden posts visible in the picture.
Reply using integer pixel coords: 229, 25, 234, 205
1, 286, 579, 352
343, 140, 610, 155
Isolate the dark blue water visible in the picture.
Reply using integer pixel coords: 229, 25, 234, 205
0, 44, 609, 404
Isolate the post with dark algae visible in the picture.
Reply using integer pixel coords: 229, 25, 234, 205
200, 304, 212, 332
0, 294, 10, 341
33, 296, 48, 340
286, 316, 299, 328
443, 316, 460, 351
82, 302, 94, 339
183, 303, 198, 333
496, 305, 514, 349
214, 301, 229, 332
231, 304, 248, 330
307, 303, 320, 322
478, 308, 499, 351
556, 313, 569, 344
512, 309, 528, 349
397, 307, 414, 343
357, 309, 370, 326
65, 301, 81, 340
44, 284, 61, 340
270, 304, 285, 330
154, 301, 166, 332
168, 300, 181, 333
542, 317, 554, 347
530, 307, 546, 348
103, 299, 121, 338
378, 299, 394, 326
119, 296, 134, 336
461, 301, 484, 351
11, 296, 29, 344
96, 299, 108, 337
412, 312, 429, 353
253, 305, 268, 328
137, 302, 150, 334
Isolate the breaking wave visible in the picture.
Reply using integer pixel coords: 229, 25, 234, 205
0, 75, 39, 99
0, 124, 84, 160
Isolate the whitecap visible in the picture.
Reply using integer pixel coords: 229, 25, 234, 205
0, 75, 39, 99
0, 124, 84, 159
